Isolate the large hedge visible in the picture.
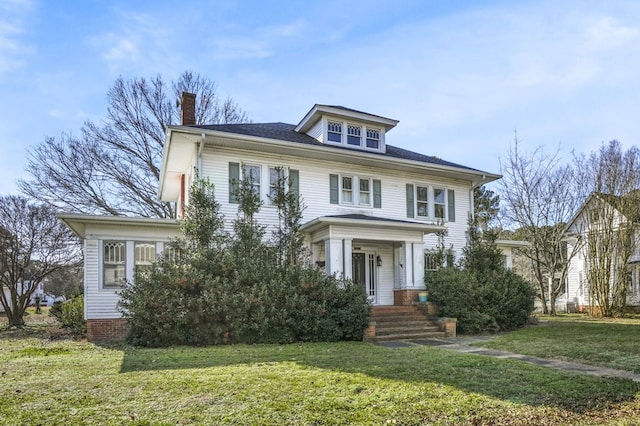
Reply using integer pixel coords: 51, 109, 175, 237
426, 222, 535, 334
119, 176, 370, 347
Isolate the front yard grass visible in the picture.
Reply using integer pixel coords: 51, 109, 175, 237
2, 323, 640, 425
475, 315, 640, 374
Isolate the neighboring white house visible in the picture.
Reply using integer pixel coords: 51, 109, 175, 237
59, 95, 500, 341
565, 192, 640, 312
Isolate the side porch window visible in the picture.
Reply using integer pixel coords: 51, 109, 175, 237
103, 241, 126, 288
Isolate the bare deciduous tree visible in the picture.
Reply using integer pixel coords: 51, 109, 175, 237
19, 71, 248, 218
0, 196, 80, 327
574, 141, 640, 317
499, 138, 582, 314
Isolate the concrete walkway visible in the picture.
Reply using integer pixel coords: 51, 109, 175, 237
374, 336, 640, 383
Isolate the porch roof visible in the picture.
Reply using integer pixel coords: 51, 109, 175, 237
301, 214, 445, 235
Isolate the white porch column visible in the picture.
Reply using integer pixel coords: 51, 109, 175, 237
413, 243, 425, 289
325, 239, 343, 276
125, 241, 135, 283
403, 242, 414, 287
343, 239, 353, 279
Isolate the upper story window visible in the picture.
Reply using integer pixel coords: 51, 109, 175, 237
366, 128, 380, 149
347, 124, 362, 146
407, 184, 455, 222
327, 121, 342, 143
229, 162, 299, 205
359, 178, 370, 206
325, 119, 383, 152
434, 188, 446, 219
330, 174, 381, 208
416, 186, 429, 217
243, 164, 261, 194
342, 176, 354, 203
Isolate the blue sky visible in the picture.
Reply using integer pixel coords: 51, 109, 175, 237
1, 0, 640, 195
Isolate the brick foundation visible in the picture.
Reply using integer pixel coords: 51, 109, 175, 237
394, 289, 426, 305
86, 319, 128, 342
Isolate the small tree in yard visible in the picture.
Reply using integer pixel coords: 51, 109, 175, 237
426, 216, 536, 334
499, 139, 582, 314
0, 196, 79, 327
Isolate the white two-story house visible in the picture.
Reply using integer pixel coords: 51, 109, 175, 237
59, 93, 499, 341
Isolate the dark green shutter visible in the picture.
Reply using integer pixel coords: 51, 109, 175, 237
330, 174, 339, 204
448, 189, 455, 222
229, 162, 239, 203
289, 169, 299, 196
373, 179, 381, 208
406, 184, 414, 218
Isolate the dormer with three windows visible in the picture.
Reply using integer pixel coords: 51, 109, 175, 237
294, 105, 398, 154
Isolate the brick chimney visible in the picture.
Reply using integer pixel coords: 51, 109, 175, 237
181, 92, 196, 125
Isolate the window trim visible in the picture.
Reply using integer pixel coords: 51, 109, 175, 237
324, 118, 384, 152
242, 163, 261, 196
335, 174, 373, 207
409, 184, 453, 222
102, 240, 126, 289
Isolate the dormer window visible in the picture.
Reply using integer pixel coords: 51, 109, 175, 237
325, 118, 384, 152
366, 128, 380, 149
347, 124, 362, 146
327, 121, 342, 143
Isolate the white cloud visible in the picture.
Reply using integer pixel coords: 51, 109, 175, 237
585, 16, 640, 50
0, 0, 35, 73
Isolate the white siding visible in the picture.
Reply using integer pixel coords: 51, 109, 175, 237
307, 120, 323, 142
200, 145, 473, 256
82, 222, 181, 320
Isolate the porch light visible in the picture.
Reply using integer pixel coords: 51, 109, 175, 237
376, 255, 382, 267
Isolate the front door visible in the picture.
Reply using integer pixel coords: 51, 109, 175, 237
352, 251, 377, 303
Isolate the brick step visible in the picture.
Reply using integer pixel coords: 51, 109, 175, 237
371, 306, 423, 314
372, 331, 446, 342
370, 315, 433, 323
373, 319, 438, 328
375, 326, 441, 337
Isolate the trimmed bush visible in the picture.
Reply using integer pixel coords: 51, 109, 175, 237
50, 296, 86, 336
426, 219, 535, 334
119, 177, 370, 347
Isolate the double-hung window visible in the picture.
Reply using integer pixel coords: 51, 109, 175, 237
416, 186, 429, 217
342, 176, 354, 204
434, 188, 446, 219
103, 241, 126, 288
366, 128, 380, 149
330, 174, 381, 208
407, 184, 455, 222
359, 178, 370, 206
243, 164, 261, 194
347, 124, 362, 146
135, 242, 156, 275
268, 167, 285, 205
327, 121, 342, 143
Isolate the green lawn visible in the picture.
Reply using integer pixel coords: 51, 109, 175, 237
475, 315, 640, 374
2, 322, 640, 425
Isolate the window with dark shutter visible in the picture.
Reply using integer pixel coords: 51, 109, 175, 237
229, 162, 240, 203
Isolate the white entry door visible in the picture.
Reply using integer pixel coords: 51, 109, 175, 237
352, 251, 377, 304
